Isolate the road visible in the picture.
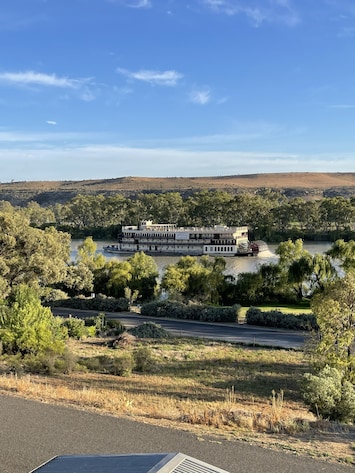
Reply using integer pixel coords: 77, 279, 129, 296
52, 308, 307, 349
0, 395, 352, 473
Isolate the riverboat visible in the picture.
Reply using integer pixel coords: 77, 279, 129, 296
104, 220, 266, 257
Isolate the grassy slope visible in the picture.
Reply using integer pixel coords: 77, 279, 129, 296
2, 172, 355, 193
0, 336, 354, 465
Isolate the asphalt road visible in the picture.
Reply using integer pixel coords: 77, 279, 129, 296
0, 395, 352, 473
52, 308, 307, 349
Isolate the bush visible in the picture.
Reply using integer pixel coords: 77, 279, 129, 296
111, 352, 134, 376
54, 348, 79, 374
106, 319, 126, 336
302, 366, 355, 422
141, 300, 240, 323
0, 285, 66, 356
84, 313, 106, 335
24, 349, 80, 375
84, 314, 126, 337
133, 346, 155, 372
61, 317, 86, 339
51, 295, 129, 312
129, 322, 171, 339
246, 307, 317, 331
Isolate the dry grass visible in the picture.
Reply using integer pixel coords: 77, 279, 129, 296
2, 172, 355, 192
0, 337, 354, 465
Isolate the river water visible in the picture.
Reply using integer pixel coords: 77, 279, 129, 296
71, 240, 332, 279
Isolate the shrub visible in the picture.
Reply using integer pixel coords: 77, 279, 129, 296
111, 352, 134, 376
80, 356, 103, 372
22, 353, 53, 374
84, 314, 126, 337
17, 349, 80, 375
129, 322, 171, 339
246, 307, 317, 331
51, 295, 129, 312
54, 348, 79, 374
302, 366, 355, 422
84, 313, 106, 335
133, 346, 155, 372
106, 319, 126, 336
0, 285, 66, 356
85, 326, 97, 338
141, 300, 240, 323
61, 317, 86, 339
41, 288, 69, 304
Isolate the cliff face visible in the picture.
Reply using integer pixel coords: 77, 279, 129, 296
0, 173, 354, 206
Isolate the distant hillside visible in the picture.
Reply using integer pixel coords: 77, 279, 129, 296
1, 172, 354, 206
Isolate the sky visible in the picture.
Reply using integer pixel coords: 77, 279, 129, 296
1, 0, 355, 182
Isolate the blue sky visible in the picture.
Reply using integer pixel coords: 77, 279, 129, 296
1, 0, 355, 182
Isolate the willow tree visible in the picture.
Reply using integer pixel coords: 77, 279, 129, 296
162, 255, 227, 304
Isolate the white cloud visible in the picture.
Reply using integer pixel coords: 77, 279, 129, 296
127, 0, 152, 8
106, 0, 152, 8
0, 70, 96, 101
0, 71, 82, 89
46, 121, 57, 126
189, 89, 211, 105
201, 0, 300, 27
0, 144, 354, 181
117, 68, 183, 86
0, 131, 98, 143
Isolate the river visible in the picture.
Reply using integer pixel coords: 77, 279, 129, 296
71, 240, 333, 279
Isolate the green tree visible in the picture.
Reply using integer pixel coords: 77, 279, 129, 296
276, 239, 308, 269
327, 239, 355, 273
127, 252, 159, 301
309, 253, 336, 293
185, 190, 233, 226
162, 255, 227, 304
287, 254, 313, 299
228, 271, 263, 305
104, 260, 133, 298
62, 263, 94, 296
21, 201, 55, 227
311, 273, 355, 379
77, 236, 106, 271
0, 285, 66, 355
0, 211, 71, 296
320, 197, 354, 233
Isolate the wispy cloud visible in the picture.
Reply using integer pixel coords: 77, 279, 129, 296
201, 0, 300, 27
189, 89, 211, 105
46, 121, 57, 126
338, 26, 355, 37
330, 104, 355, 109
106, 0, 152, 8
127, 0, 152, 8
0, 71, 85, 89
0, 130, 99, 143
0, 70, 97, 101
0, 144, 354, 181
117, 67, 183, 86
0, 13, 46, 32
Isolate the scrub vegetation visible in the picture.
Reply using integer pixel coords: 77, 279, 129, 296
0, 190, 354, 465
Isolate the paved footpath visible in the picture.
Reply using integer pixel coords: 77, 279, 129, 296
0, 394, 352, 473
